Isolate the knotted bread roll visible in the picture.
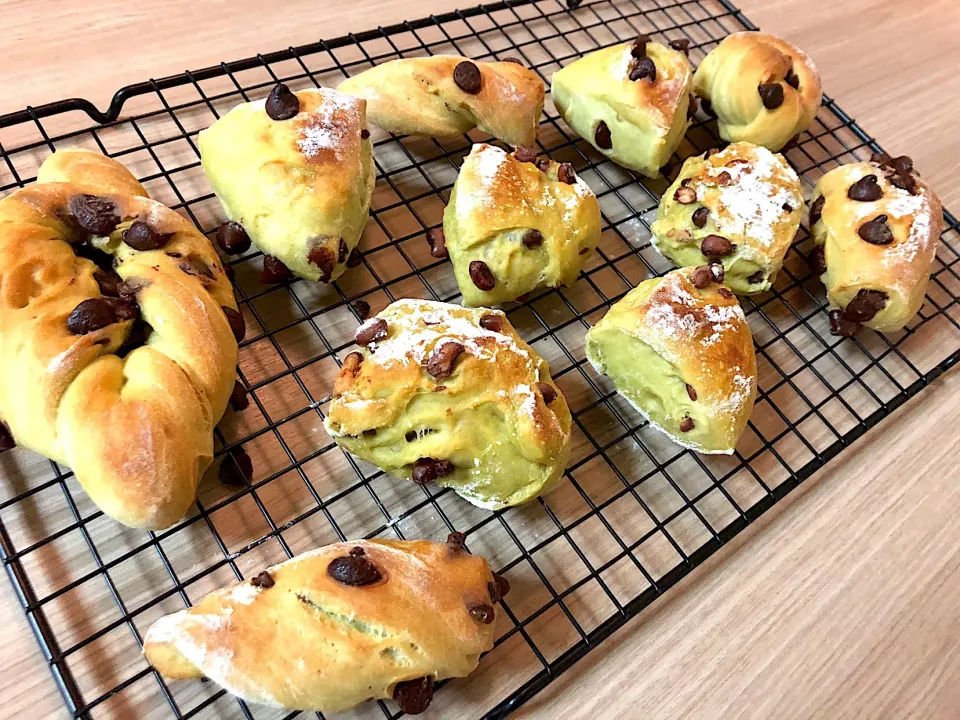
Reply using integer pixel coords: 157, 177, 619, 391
338, 56, 545, 146
551, 36, 694, 177
144, 536, 508, 714
324, 299, 572, 509
199, 85, 374, 283
809, 154, 943, 336
693, 32, 822, 152
443, 143, 601, 306
0, 149, 240, 528
586, 266, 757, 454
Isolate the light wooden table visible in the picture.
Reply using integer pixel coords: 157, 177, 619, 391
2, 1, 959, 718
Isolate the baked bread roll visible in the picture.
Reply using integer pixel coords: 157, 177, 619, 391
0, 149, 239, 528
651, 142, 804, 294
324, 299, 572, 509
338, 57, 544, 147
551, 36, 694, 177
443, 143, 601, 306
144, 536, 508, 714
809, 154, 943, 336
585, 266, 757, 454
199, 85, 374, 283
693, 31, 822, 152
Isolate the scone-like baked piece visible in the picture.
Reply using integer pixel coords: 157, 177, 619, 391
693, 31, 822, 152
144, 537, 507, 714
338, 57, 545, 147
199, 85, 374, 282
651, 142, 804, 295
444, 144, 601, 306
0, 149, 240, 528
324, 299, 572, 509
585, 267, 757, 454
809, 154, 943, 335
551, 36, 694, 177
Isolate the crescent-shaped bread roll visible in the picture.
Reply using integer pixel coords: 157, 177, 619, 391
338, 56, 545, 146
693, 31, 822, 151
443, 143, 601, 306
809, 154, 943, 335
144, 537, 507, 714
199, 86, 374, 283
652, 142, 804, 294
551, 37, 694, 177
324, 299, 572, 509
0, 149, 239, 528
585, 267, 757, 454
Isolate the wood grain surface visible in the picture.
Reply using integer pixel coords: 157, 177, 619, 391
1, 1, 959, 719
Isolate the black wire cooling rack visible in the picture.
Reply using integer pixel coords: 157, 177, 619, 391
1, 0, 959, 718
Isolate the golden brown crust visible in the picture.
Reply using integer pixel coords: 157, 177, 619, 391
338, 56, 545, 146
0, 149, 238, 528
144, 539, 500, 712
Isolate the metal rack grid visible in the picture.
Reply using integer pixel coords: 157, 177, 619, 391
0, 0, 958, 717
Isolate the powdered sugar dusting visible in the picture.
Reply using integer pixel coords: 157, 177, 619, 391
457, 144, 525, 217
645, 278, 746, 349
295, 89, 362, 161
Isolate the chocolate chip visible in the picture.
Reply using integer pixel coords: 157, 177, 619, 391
679, 416, 694, 432
479, 313, 503, 332
327, 554, 382, 587
595, 121, 612, 150
669, 38, 692, 55
220, 448, 253, 486
687, 94, 698, 120
717, 287, 733, 299
469, 260, 496, 291
847, 174, 883, 202
747, 270, 765, 284
251, 571, 275, 589
700, 234, 734, 257
578, 248, 590, 256
809, 195, 825, 226
222, 306, 246, 342
523, 229, 544, 248
356, 318, 388, 346
69, 194, 120, 237
261, 255, 292, 283
630, 57, 656, 83
701, 98, 715, 117
0, 423, 14, 453
538, 382, 558, 405
686, 384, 697, 401
360, 128, 370, 140
94, 269, 123, 298
338, 238, 349, 265
858, 215, 894, 246
843, 289, 887, 323
426, 341, 465, 379
710, 263, 725, 283
690, 266, 713, 289
426, 228, 448, 259
716, 171, 733, 186
501, 56, 524, 66
514, 145, 537, 164
347, 248, 363, 268
890, 170, 920, 195
412, 457, 455, 485
349, 546, 365, 557
488, 572, 511, 602
342, 351, 364, 378
692, 207, 709, 228
179, 258, 216, 282
536, 158, 552, 172
784, 68, 800, 90
67, 297, 137, 334
363, 429, 377, 438
308, 245, 336, 283
216, 221, 251, 255
809, 245, 827, 275
828, 309, 859, 337
680, 178, 692, 187
393, 676, 434, 715
230, 380, 249, 411
871, 151, 894, 168
557, 163, 576, 184
447, 531, 467, 549
893, 155, 914, 174
758, 83, 784, 109
631, 35, 650, 59
122, 220, 171, 251
468, 603, 496, 624
265, 83, 300, 121
352, 300, 371, 320
453, 61, 482, 94
405, 430, 418, 442
674, 186, 696, 204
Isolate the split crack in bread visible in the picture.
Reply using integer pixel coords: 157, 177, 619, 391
144, 537, 507, 713
444, 143, 602, 307
810, 155, 943, 335
324, 299, 572, 509
551, 37, 694, 177
652, 142, 804, 295
585, 267, 757, 454
694, 31, 822, 152
0, 149, 239, 529
338, 56, 545, 147
199, 86, 374, 283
